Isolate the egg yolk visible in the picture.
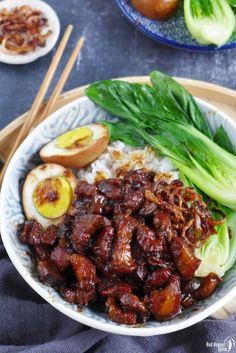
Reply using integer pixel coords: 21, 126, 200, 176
33, 176, 72, 219
56, 127, 93, 149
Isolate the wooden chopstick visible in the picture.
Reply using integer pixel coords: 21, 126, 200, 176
0, 25, 73, 186
37, 36, 85, 124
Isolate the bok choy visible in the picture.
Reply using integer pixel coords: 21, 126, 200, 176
184, 0, 236, 46
86, 72, 236, 210
195, 212, 236, 277
137, 123, 236, 210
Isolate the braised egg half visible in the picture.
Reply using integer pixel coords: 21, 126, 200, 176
23, 163, 77, 227
40, 123, 109, 169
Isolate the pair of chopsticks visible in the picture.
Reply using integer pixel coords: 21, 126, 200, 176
0, 25, 85, 186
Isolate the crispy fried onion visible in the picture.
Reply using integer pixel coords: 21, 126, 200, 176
145, 180, 225, 248
0, 6, 52, 54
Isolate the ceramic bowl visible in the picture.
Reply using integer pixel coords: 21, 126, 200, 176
0, 0, 60, 65
116, 0, 236, 52
1, 95, 236, 336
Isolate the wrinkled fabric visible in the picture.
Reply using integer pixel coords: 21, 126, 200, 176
0, 239, 236, 353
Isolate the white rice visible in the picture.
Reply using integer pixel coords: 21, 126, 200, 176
77, 141, 178, 184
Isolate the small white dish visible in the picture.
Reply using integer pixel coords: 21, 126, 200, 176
1, 95, 236, 336
0, 0, 60, 65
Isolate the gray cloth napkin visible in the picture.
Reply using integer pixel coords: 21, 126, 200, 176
1, 240, 236, 353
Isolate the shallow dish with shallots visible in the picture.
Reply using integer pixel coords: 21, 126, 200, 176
0, 0, 60, 64
1, 71, 236, 336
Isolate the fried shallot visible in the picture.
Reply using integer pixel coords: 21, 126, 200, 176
0, 6, 52, 54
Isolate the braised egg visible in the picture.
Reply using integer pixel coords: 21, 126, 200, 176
131, 0, 179, 21
40, 123, 109, 169
23, 163, 77, 227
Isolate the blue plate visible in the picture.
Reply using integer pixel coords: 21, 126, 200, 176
116, 0, 236, 52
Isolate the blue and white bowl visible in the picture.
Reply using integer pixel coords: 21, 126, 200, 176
116, 0, 236, 52
1, 93, 236, 336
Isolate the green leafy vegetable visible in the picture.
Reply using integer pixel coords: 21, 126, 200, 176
227, 0, 236, 7
230, 26, 236, 42
195, 212, 236, 277
87, 77, 213, 139
88, 71, 234, 155
87, 80, 182, 125
87, 73, 236, 209
184, 0, 236, 46
151, 71, 235, 154
195, 221, 229, 277
134, 122, 236, 209
214, 125, 236, 154
102, 121, 145, 147
150, 71, 213, 139
224, 212, 236, 272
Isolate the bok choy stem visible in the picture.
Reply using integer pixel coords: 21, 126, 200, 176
184, 0, 236, 46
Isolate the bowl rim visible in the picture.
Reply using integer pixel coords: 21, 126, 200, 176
0, 0, 60, 65
1, 95, 236, 336
115, 0, 236, 52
